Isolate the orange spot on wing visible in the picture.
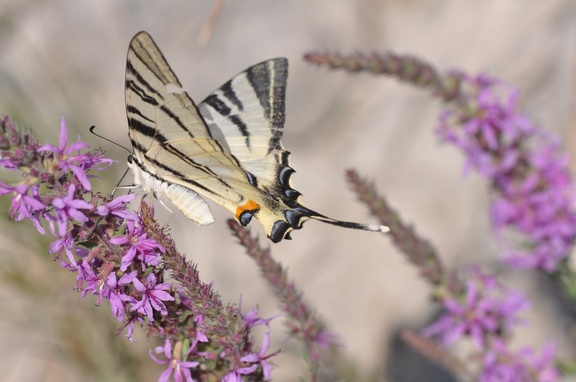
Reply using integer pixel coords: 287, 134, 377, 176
235, 199, 261, 220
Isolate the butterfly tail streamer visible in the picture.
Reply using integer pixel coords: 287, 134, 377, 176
267, 205, 389, 242
312, 214, 390, 233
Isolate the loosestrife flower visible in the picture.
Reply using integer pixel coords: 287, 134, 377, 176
229, 220, 337, 375
110, 219, 165, 271
223, 333, 276, 381
481, 340, 559, 382
305, 51, 576, 272
423, 267, 528, 349
131, 273, 174, 320
0, 116, 278, 381
436, 74, 576, 271
38, 117, 93, 190
150, 339, 199, 382
424, 267, 560, 380
304, 51, 564, 380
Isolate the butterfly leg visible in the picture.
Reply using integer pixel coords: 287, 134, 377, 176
149, 190, 177, 228
113, 184, 144, 197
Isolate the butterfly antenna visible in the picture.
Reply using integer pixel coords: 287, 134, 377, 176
89, 125, 132, 153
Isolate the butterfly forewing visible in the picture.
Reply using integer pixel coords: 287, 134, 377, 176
126, 32, 249, 223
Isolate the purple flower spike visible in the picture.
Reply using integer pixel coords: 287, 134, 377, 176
2, 117, 280, 380
437, 74, 576, 271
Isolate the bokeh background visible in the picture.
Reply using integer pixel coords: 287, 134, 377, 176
0, 1, 574, 381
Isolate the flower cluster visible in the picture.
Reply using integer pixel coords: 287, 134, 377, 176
0, 116, 277, 381
423, 267, 528, 348
228, 220, 336, 376
423, 267, 559, 380
436, 74, 576, 271
481, 340, 559, 382
304, 51, 566, 380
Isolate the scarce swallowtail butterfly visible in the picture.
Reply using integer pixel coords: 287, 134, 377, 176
125, 31, 389, 243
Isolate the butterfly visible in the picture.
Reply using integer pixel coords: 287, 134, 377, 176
125, 31, 389, 242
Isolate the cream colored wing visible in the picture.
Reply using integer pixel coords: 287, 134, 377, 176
126, 31, 249, 184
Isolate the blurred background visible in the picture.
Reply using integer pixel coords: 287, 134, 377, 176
0, 1, 574, 381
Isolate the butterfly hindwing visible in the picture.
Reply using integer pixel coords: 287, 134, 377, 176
198, 59, 301, 204
198, 58, 287, 161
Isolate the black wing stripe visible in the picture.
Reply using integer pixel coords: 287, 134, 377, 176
203, 93, 251, 148
203, 93, 231, 115
245, 60, 287, 151
246, 62, 271, 120
228, 115, 250, 146
126, 104, 155, 124
129, 38, 181, 92
126, 61, 165, 104
220, 81, 244, 111
132, 157, 217, 196
129, 110, 246, 181
128, 118, 166, 144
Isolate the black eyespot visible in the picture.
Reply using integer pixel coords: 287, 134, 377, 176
239, 211, 254, 226
127, 154, 133, 164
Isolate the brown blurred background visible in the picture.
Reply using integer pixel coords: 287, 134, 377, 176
0, 1, 574, 381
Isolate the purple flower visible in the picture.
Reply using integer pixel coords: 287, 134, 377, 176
0, 183, 46, 222
51, 184, 93, 235
131, 273, 174, 321
238, 332, 275, 380
223, 332, 277, 381
95, 193, 138, 220
150, 339, 199, 382
79, 261, 108, 305
239, 298, 278, 330
107, 271, 137, 320
110, 220, 164, 272
48, 231, 79, 266
222, 373, 242, 382
38, 117, 93, 190
423, 269, 528, 348
481, 340, 559, 382
81, 149, 115, 173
